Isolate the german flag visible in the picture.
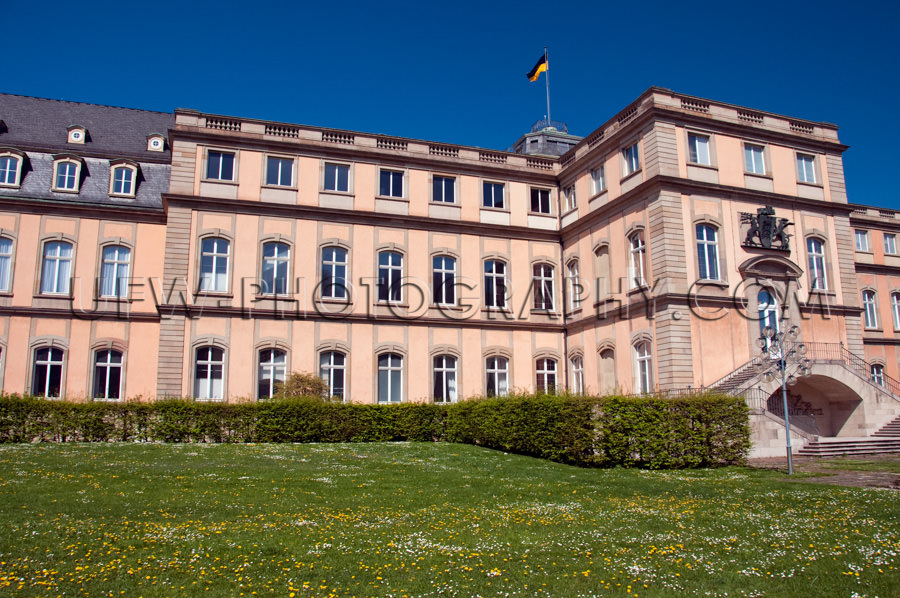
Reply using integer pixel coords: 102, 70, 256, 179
526, 54, 548, 82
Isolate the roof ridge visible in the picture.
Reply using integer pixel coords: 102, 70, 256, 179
0, 92, 171, 116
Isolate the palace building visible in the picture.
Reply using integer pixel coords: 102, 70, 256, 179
1, 88, 899, 456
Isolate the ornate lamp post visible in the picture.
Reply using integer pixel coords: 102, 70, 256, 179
756, 324, 812, 474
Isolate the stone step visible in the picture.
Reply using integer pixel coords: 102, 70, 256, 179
798, 438, 900, 456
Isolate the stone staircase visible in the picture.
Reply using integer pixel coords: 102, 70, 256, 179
873, 414, 900, 437
797, 436, 900, 456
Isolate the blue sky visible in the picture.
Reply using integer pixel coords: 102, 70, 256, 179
6, 0, 898, 207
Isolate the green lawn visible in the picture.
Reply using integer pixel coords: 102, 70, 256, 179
0, 444, 896, 597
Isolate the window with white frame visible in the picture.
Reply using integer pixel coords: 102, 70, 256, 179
622, 142, 640, 176
570, 355, 584, 395
321, 247, 348, 299
535, 358, 557, 394
100, 245, 131, 298
591, 165, 606, 194
53, 159, 80, 192
563, 185, 576, 212
199, 237, 230, 293
206, 150, 235, 181
633, 342, 653, 394
110, 164, 136, 197
433, 354, 457, 403
743, 143, 766, 175
261, 242, 290, 295
872, 363, 885, 387
484, 259, 506, 308
485, 356, 509, 397
378, 251, 403, 303
257, 348, 286, 399
266, 156, 293, 187
533, 263, 555, 311
863, 290, 879, 329
377, 353, 403, 403
0, 153, 22, 187
758, 289, 780, 341
379, 170, 403, 198
32, 347, 64, 398
687, 133, 711, 165
892, 292, 900, 330
855, 230, 870, 252
432, 175, 455, 203
40, 241, 73, 295
482, 181, 505, 209
324, 163, 350, 192
530, 188, 551, 214
567, 260, 581, 310
319, 350, 346, 400
0, 237, 12, 292
797, 154, 816, 184
628, 231, 647, 288
806, 237, 828, 291
432, 255, 456, 306
696, 224, 719, 281
93, 349, 122, 400
194, 346, 224, 400
885, 233, 897, 255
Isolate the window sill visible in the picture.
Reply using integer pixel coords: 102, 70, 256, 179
254, 294, 296, 300
430, 200, 459, 206
588, 189, 608, 202
743, 172, 772, 180
528, 210, 554, 217
433, 303, 463, 311
855, 250, 874, 255
375, 195, 408, 202
196, 291, 233, 299
321, 188, 353, 196
627, 284, 651, 296
0, 183, 21, 190
807, 289, 836, 297
201, 178, 238, 186
262, 184, 298, 191
50, 188, 80, 194
33, 293, 72, 300
481, 307, 512, 315
96, 296, 134, 304
694, 279, 729, 288
531, 309, 560, 317
620, 169, 642, 183
480, 206, 509, 213
109, 192, 137, 199
688, 162, 718, 171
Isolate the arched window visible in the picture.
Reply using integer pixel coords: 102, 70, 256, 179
533, 264, 555, 311
0, 236, 13, 292
628, 231, 647, 288
807, 237, 828, 291
321, 247, 348, 299
194, 346, 224, 400
261, 242, 290, 295
891, 293, 900, 331
758, 289, 780, 338
377, 251, 403, 303
33, 347, 64, 398
566, 260, 581, 310
633, 342, 652, 394
863, 290, 878, 329
599, 348, 616, 394
696, 224, 719, 281
484, 260, 506, 308
377, 353, 403, 403
258, 348, 286, 399
594, 246, 610, 298
485, 356, 509, 397
319, 351, 346, 400
432, 255, 456, 306
40, 241, 73, 295
100, 245, 131, 298
871, 363, 885, 387
433, 354, 458, 403
536, 358, 557, 394
570, 355, 584, 395
110, 164, 137, 197
199, 237, 230, 292
93, 349, 123, 400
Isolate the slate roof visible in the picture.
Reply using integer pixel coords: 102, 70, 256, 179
0, 93, 173, 161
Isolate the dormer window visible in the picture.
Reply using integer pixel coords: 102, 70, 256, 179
0, 149, 24, 188
52, 155, 83, 193
147, 134, 165, 152
67, 125, 87, 145
109, 160, 138, 197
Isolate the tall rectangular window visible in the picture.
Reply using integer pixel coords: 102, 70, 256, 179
40, 241, 73, 295
377, 353, 403, 403
855, 230, 870, 252
570, 356, 584, 395
744, 143, 766, 175
432, 176, 455, 203
378, 251, 403, 303
629, 232, 647, 288
696, 224, 719, 281
206, 150, 235, 181
530, 188, 551, 214
0, 155, 20, 186
194, 346, 224, 400
0, 237, 12, 292
885, 233, 897, 255
533, 264, 554, 311
892, 293, 900, 331
483, 182, 505, 209
567, 261, 581, 310
433, 355, 457, 403
563, 185, 576, 212
797, 154, 816, 183
688, 133, 711, 165
807, 238, 827, 291
258, 349, 286, 399
261, 242, 290, 295
484, 260, 506, 308
100, 245, 131, 298
535, 358, 557, 394
485, 356, 509, 397
432, 255, 456, 306
634, 342, 653, 394
324, 163, 350, 192
863, 290, 878, 329
199, 237, 230, 292
319, 351, 346, 400
111, 166, 135, 196
93, 350, 122, 400
33, 347, 64, 398
379, 170, 403, 197
622, 143, 640, 176
591, 165, 605, 194
266, 157, 293, 187
54, 161, 79, 191
321, 247, 348, 299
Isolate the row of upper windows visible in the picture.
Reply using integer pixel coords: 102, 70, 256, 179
205, 150, 563, 214
23, 343, 653, 401
0, 151, 141, 197
861, 289, 900, 332
854, 229, 898, 255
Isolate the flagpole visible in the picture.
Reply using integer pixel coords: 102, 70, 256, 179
544, 47, 551, 126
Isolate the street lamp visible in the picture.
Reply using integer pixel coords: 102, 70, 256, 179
756, 324, 812, 475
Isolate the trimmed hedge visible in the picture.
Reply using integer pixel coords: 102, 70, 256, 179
0, 392, 749, 468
